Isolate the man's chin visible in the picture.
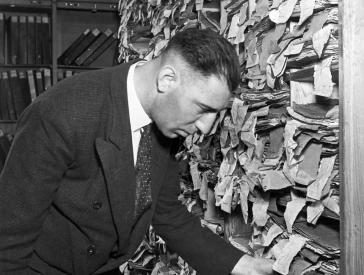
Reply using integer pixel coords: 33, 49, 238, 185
165, 130, 188, 138
175, 130, 190, 138
161, 131, 179, 139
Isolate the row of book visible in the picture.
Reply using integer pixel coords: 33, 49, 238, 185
0, 13, 51, 65
0, 68, 51, 120
57, 28, 117, 66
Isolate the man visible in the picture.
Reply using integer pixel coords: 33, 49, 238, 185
0, 28, 273, 274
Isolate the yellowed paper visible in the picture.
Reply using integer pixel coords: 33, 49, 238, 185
195, 0, 204, 11
284, 41, 304, 56
228, 13, 240, 39
219, 0, 230, 35
246, 38, 260, 68
231, 98, 248, 132
269, 0, 299, 24
273, 234, 307, 275
219, 175, 234, 213
269, 238, 290, 259
239, 180, 250, 223
297, 0, 315, 26
220, 116, 231, 147
270, 0, 284, 9
189, 161, 201, 190
218, 149, 237, 179
214, 176, 232, 205
235, 22, 249, 44
255, 0, 270, 19
284, 192, 306, 233
312, 24, 333, 58
252, 191, 270, 227
322, 194, 340, 216
284, 119, 301, 165
199, 172, 209, 201
261, 170, 292, 191
271, 52, 288, 77
238, 2, 249, 24
307, 201, 324, 224
263, 223, 284, 247
306, 155, 336, 201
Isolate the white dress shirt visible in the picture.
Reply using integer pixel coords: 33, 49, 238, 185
126, 61, 152, 166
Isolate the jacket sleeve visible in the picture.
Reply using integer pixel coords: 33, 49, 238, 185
0, 100, 74, 274
152, 149, 244, 275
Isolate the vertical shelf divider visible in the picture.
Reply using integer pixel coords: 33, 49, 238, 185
341, 0, 364, 274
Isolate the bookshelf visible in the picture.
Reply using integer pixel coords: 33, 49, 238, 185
0, 0, 119, 132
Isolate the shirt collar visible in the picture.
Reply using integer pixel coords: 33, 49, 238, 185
127, 61, 152, 132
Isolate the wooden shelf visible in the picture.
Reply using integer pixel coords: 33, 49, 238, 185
57, 65, 103, 70
56, 0, 118, 11
0, 64, 52, 69
0, 0, 119, 85
0, 0, 51, 10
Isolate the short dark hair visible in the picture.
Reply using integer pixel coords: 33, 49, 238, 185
162, 28, 240, 92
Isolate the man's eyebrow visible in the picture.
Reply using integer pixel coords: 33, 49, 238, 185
198, 103, 221, 112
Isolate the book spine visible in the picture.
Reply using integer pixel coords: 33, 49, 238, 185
65, 70, 73, 78
35, 70, 44, 96
63, 28, 101, 65
57, 70, 64, 82
43, 68, 52, 90
18, 70, 32, 108
1, 71, 17, 120
0, 72, 10, 119
27, 69, 37, 101
41, 15, 51, 64
74, 29, 113, 66
9, 70, 25, 118
57, 28, 91, 65
27, 16, 36, 64
7, 15, 19, 65
0, 13, 5, 64
18, 15, 28, 64
35, 15, 42, 64
82, 33, 117, 66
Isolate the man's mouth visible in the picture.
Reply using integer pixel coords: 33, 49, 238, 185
175, 129, 190, 137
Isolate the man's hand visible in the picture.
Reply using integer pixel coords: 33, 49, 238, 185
231, 254, 274, 275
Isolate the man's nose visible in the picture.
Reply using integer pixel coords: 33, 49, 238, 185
195, 113, 217, 134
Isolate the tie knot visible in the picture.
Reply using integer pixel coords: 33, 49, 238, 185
141, 124, 151, 136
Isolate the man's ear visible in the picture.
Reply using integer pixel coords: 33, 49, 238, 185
157, 65, 178, 93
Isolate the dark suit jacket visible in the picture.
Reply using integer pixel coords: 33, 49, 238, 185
0, 63, 243, 275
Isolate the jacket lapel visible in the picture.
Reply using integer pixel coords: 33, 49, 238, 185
95, 62, 173, 256
96, 63, 136, 252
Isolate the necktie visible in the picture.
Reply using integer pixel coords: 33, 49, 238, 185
134, 124, 152, 219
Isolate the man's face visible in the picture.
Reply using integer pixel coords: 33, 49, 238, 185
151, 70, 231, 138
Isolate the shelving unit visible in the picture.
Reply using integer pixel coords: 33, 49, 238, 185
0, 0, 119, 133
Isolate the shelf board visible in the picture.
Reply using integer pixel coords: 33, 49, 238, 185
0, 120, 17, 123
0, 0, 51, 9
0, 64, 52, 69
56, 1, 118, 11
57, 65, 104, 70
